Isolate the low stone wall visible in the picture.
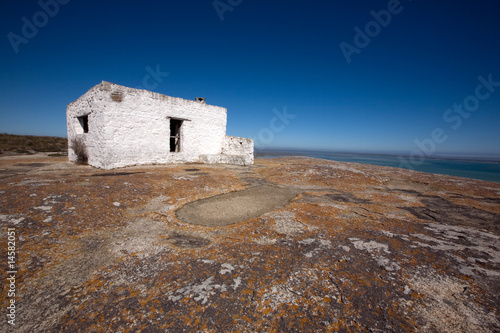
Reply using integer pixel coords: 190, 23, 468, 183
199, 153, 252, 166
221, 135, 254, 164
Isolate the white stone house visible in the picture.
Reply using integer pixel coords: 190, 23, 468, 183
66, 81, 253, 169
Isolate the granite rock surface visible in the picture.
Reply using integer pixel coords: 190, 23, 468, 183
0, 154, 499, 332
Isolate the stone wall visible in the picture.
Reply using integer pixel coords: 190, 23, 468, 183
222, 135, 254, 164
67, 81, 245, 169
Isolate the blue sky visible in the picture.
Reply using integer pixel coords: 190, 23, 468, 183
1, 0, 499, 157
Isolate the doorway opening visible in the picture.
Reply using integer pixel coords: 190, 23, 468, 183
170, 119, 182, 152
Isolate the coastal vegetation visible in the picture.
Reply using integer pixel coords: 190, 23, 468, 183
0, 133, 67, 155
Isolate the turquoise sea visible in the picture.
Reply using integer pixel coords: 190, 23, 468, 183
256, 150, 500, 183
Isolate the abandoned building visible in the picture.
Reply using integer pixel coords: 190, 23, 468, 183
66, 81, 253, 169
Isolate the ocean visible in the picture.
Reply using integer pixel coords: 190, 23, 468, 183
256, 150, 500, 183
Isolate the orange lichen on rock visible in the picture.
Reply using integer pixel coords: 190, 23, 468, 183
0, 154, 499, 332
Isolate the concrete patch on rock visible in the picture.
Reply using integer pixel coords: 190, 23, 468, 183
176, 185, 298, 226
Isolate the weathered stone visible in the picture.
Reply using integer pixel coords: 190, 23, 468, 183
1, 154, 499, 332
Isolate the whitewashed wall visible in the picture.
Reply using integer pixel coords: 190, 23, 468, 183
67, 81, 246, 169
222, 135, 254, 165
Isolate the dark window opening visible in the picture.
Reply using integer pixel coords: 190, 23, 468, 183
170, 119, 182, 152
78, 115, 89, 133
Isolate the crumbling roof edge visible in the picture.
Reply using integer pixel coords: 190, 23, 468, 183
98, 80, 224, 109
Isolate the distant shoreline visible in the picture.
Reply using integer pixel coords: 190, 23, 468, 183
255, 149, 500, 183
255, 149, 500, 164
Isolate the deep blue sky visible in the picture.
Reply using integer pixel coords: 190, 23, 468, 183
1, 0, 499, 157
